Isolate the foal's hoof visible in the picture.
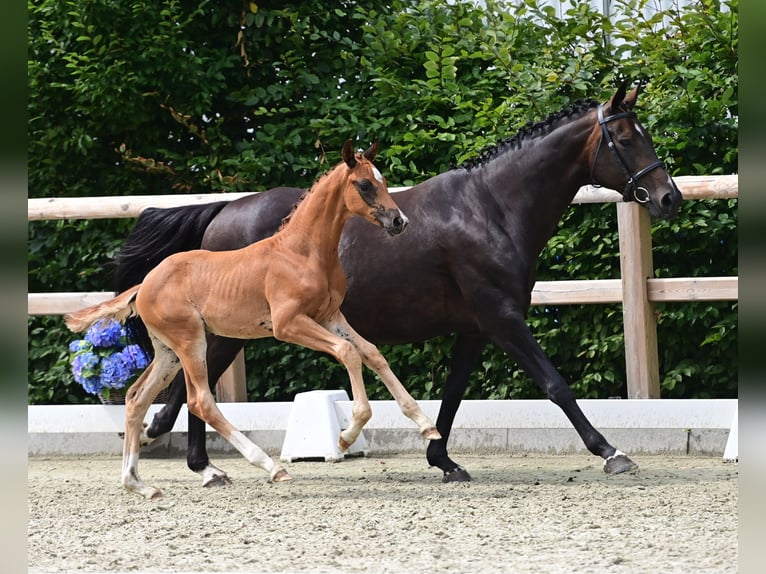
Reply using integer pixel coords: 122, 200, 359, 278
421, 427, 442, 441
271, 469, 292, 483
135, 486, 162, 500
442, 466, 472, 483
604, 451, 639, 475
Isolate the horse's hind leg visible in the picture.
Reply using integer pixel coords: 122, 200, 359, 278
122, 342, 181, 499
186, 335, 246, 487
325, 313, 441, 442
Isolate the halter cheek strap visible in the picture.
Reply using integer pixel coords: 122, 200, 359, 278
590, 105, 666, 203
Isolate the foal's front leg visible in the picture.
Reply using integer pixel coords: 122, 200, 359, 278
273, 313, 373, 450
325, 313, 441, 442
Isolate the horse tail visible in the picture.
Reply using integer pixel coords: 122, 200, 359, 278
64, 285, 141, 333
111, 202, 228, 292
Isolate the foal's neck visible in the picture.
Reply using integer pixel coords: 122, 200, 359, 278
276, 166, 351, 259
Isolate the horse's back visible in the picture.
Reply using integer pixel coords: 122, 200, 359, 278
203, 187, 304, 250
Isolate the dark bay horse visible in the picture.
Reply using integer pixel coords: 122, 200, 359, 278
114, 84, 682, 485
67, 141, 439, 499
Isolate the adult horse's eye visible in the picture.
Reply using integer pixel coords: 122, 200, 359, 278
618, 138, 633, 147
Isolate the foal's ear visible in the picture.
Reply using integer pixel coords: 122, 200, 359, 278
342, 139, 357, 168
362, 139, 379, 162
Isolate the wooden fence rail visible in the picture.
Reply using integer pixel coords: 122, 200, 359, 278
28, 175, 738, 400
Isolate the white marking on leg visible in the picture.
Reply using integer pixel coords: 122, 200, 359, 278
604, 449, 627, 466
229, 430, 289, 481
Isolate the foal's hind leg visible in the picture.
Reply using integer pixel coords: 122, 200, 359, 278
324, 313, 441, 443
122, 343, 181, 499
178, 344, 290, 483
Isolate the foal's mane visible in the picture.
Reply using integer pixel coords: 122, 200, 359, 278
458, 99, 599, 171
278, 155, 361, 231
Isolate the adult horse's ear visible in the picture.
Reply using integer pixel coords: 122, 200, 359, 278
362, 139, 379, 162
609, 81, 628, 111
342, 139, 357, 168
622, 85, 641, 111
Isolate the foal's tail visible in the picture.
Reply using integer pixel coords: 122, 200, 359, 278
64, 285, 141, 333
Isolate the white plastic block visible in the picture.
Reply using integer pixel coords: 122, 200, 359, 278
280, 390, 369, 462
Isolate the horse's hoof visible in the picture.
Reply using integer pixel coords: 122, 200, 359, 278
604, 451, 639, 475
271, 469, 292, 483
422, 427, 442, 441
338, 437, 351, 452
136, 486, 162, 500
442, 466, 472, 483
203, 474, 232, 488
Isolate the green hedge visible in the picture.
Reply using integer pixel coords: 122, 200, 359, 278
28, 0, 737, 404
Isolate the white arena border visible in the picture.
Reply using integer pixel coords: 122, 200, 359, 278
29, 397, 737, 460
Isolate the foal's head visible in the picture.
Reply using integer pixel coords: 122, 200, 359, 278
339, 139, 408, 236
587, 83, 682, 219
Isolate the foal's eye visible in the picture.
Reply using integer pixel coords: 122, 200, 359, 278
358, 179, 374, 192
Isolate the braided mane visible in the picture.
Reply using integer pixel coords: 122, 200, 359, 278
458, 100, 599, 171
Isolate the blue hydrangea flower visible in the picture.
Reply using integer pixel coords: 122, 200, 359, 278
69, 318, 152, 397
122, 344, 150, 371
100, 353, 132, 389
84, 319, 123, 348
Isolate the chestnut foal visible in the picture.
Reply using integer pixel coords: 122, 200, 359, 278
66, 140, 440, 499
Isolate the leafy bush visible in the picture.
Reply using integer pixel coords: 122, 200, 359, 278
28, 0, 737, 404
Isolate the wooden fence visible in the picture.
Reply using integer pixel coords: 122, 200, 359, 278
28, 174, 738, 401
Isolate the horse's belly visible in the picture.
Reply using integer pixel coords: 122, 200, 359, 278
206, 310, 274, 340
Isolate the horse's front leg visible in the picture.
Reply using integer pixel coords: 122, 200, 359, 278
426, 333, 485, 482
482, 309, 638, 475
326, 313, 441, 442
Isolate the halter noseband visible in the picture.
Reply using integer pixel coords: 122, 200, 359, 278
590, 105, 665, 203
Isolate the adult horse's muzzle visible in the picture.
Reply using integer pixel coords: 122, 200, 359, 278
640, 177, 682, 220
375, 208, 409, 236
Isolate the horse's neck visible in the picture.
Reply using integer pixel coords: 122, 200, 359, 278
474, 113, 595, 252
276, 177, 349, 260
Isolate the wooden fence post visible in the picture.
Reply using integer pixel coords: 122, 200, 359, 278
215, 350, 248, 402
617, 202, 660, 398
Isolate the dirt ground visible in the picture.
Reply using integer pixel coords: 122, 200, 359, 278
28, 452, 737, 574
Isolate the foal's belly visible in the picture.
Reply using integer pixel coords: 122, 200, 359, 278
205, 312, 274, 340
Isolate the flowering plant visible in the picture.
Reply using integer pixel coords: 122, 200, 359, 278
68, 318, 151, 397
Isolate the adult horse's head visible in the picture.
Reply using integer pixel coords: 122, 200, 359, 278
588, 83, 682, 219
341, 139, 409, 236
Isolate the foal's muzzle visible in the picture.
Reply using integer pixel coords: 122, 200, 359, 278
377, 208, 409, 236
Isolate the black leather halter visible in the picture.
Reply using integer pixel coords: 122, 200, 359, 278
590, 105, 666, 203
